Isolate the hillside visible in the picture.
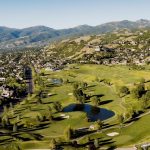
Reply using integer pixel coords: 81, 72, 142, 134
44, 28, 150, 65
1, 19, 150, 49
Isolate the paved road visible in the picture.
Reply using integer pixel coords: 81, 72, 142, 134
115, 148, 137, 150
26, 149, 50, 150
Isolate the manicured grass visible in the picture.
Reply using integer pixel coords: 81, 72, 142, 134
1, 64, 150, 149
109, 113, 150, 146
77, 112, 150, 148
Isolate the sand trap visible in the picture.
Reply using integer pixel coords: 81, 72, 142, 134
68, 93, 73, 96
107, 132, 119, 137
60, 114, 70, 119
26, 149, 50, 150
116, 148, 137, 150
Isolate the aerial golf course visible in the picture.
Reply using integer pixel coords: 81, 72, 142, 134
0, 64, 150, 150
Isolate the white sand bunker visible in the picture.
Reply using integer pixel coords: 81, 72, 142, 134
107, 132, 119, 137
68, 93, 73, 96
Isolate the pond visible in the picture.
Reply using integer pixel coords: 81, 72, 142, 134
50, 78, 62, 84
63, 104, 115, 122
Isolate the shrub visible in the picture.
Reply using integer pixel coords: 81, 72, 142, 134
119, 86, 130, 95
132, 83, 145, 99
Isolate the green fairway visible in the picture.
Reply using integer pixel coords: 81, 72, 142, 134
1, 64, 150, 149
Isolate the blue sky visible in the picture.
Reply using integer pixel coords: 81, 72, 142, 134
0, 0, 150, 29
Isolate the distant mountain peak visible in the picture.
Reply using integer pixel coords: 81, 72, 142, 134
22, 25, 54, 30
21, 26, 56, 33
76, 24, 92, 28
0, 19, 150, 50
136, 19, 150, 25
136, 19, 149, 22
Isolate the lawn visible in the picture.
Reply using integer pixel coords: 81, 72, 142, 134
1, 64, 150, 149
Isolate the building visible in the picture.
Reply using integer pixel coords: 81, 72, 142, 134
95, 46, 100, 52
0, 78, 6, 82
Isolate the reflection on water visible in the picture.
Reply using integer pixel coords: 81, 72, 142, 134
63, 104, 115, 121
50, 78, 62, 84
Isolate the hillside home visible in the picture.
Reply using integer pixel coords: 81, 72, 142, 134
95, 46, 100, 52
0, 78, 6, 82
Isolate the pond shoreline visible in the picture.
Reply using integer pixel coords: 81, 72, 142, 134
63, 103, 115, 121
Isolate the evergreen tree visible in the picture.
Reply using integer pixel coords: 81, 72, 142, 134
94, 138, 99, 148
132, 83, 145, 99
53, 101, 62, 112
95, 119, 103, 130
64, 126, 73, 141
13, 123, 18, 132
119, 86, 130, 96
91, 96, 100, 106
117, 114, 124, 127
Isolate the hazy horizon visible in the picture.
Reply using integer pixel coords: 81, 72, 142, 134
1, 18, 150, 30
0, 0, 150, 29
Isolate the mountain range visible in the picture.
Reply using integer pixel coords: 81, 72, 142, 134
0, 19, 150, 49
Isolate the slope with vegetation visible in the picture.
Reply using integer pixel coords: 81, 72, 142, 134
0, 19, 150, 49
44, 28, 150, 66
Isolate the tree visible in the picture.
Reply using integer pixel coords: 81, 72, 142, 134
49, 139, 56, 150
119, 86, 130, 96
36, 90, 44, 104
139, 78, 145, 84
94, 138, 99, 148
143, 91, 150, 101
88, 142, 96, 150
17, 115, 20, 122
9, 102, 13, 109
7, 142, 22, 150
48, 109, 53, 121
132, 83, 145, 99
59, 78, 63, 84
73, 83, 79, 90
64, 126, 73, 141
72, 140, 78, 148
124, 112, 132, 121
146, 83, 150, 91
81, 82, 88, 89
53, 101, 62, 112
117, 114, 124, 126
82, 94, 86, 104
91, 96, 100, 106
135, 145, 143, 150
73, 88, 85, 103
48, 105, 52, 112
141, 91, 150, 109
36, 115, 42, 122
36, 96, 42, 104
1, 114, 10, 127
6, 77, 26, 98
13, 123, 18, 132
95, 119, 103, 130
3, 105, 8, 113
47, 106, 53, 121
